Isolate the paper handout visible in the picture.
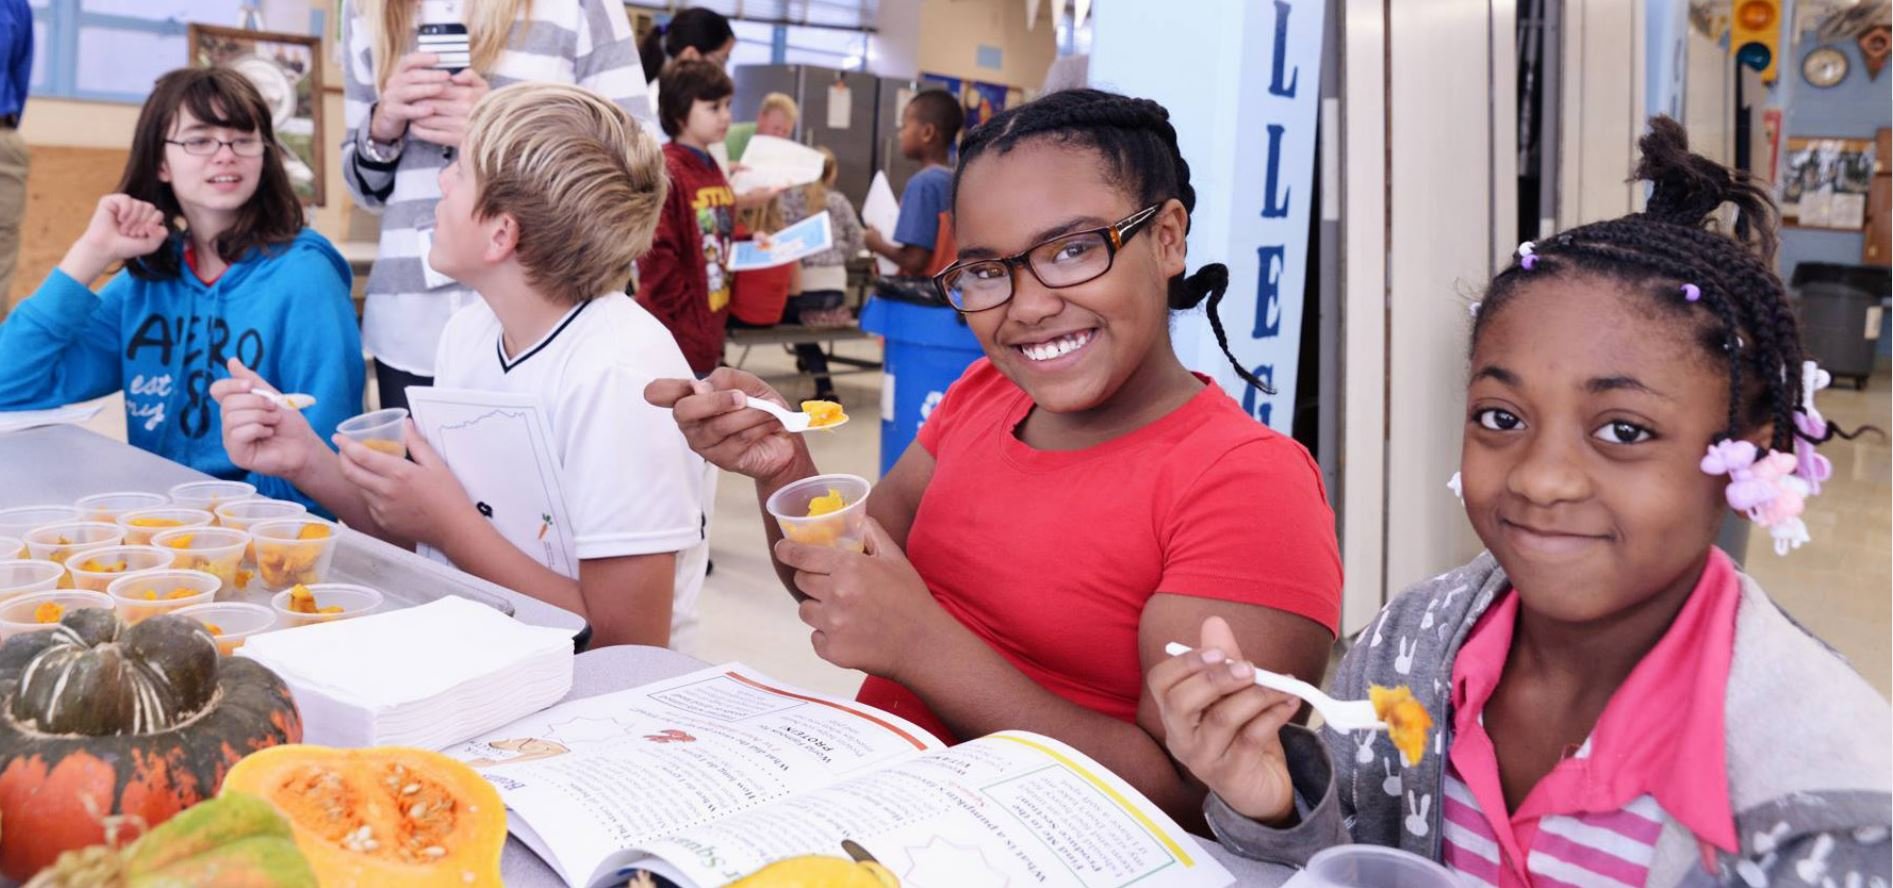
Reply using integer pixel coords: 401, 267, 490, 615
827, 82, 852, 129
729, 135, 827, 194
0, 402, 105, 434
729, 211, 834, 272
862, 171, 901, 275
404, 386, 578, 577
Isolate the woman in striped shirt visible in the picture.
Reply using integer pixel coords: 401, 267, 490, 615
342, 0, 653, 411
1150, 118, 1890, 886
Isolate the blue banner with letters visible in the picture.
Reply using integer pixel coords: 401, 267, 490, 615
1087, 0, 1324, 433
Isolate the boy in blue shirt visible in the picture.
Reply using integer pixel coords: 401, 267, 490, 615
865, 90, 963, 277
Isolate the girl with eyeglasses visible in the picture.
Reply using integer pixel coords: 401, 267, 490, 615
0, 67, 360, 512
646, 89, 1341, 829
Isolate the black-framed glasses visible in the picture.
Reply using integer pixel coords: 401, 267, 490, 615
165, 136, 267, 158
933, 204, 1163, 313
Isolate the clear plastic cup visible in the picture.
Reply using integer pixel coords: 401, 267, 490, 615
23, 522, 126, 566
0, 537, 21, 561
336, 407, 409, 458
116, 507, 215, 546
0, 560, 66, 599
151, 527, 252, 599
0, 590, 113, 640
251, 518, 340, 590
216, 499, 308, 578
215, 498, 308, 533
108, 568, 220, 623
271, 582, 383, 627
1281, 845, 1463, 888
765, 474, 872, 552
64, 545, 176, 592
75, 491, 170, 524
168, 480, 258, 515
0, 505, 82, 541
174, 601, 277, 655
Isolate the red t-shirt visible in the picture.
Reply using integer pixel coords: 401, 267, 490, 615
859, 359, 1342, 742
183, 242, 224, 285
728, 221, 795, 326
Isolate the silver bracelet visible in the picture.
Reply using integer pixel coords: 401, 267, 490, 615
360, 105, 404, 163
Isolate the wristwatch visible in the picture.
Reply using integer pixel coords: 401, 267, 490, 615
359, 104, 404, 164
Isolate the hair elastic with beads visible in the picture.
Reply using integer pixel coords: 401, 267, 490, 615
1697, 359, 1840, 556
1516, 241, 1537, 270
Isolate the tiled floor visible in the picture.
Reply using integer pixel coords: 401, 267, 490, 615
689, 341, 883, 699
74, 346, 1891, 700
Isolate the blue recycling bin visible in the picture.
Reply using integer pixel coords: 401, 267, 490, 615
860, 295, 984, 477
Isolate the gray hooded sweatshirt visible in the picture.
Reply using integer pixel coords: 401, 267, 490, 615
1205, 552, 1892, 886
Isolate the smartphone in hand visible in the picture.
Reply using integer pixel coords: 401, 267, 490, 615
418, 22, 470, 73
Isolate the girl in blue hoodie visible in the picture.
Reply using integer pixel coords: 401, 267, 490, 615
0, 67, 360, 509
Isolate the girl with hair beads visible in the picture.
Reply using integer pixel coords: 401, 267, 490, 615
648, 89, 1341, 826
1151, 117, 1890, 886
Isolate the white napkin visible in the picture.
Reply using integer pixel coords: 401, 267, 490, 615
239, 596, 574, 749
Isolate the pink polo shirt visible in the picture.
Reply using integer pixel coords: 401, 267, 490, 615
1441, 548, 1742, 887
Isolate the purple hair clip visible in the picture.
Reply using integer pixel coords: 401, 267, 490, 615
1516, 241, 1537, 271
1700, 362, 1835, 555
1681, 283, 1702, 302
1793, 361, 1834, 495
1702, 439, 1812, 555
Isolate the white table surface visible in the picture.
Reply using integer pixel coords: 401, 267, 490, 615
0, 425, 585, 636
0, 425, 1291, 887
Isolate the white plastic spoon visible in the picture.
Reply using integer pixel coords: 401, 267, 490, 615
1164, 642, 1384, 731
744, 396, 849, 432
257, 390, 316, 410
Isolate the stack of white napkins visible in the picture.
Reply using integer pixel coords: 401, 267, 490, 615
238, 596, 574, 749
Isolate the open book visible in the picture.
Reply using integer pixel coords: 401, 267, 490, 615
441, 664, 1234, 888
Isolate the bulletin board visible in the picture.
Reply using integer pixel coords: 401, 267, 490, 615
1781, 136, 1877, 231
9, 146, 130, 309
918, 73, 1016, 134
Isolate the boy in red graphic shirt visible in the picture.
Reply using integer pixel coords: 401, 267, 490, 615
636, 59, 736, 376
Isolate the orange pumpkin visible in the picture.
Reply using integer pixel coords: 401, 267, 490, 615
0, 609, 302, 880
221, 745, 506, 887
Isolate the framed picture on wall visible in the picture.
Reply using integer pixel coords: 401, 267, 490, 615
187, 24, 326, 207
1780, 136, 1876, 231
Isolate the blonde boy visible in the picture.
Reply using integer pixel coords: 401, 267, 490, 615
726, 90, 798, 161
214, 83, 709, 649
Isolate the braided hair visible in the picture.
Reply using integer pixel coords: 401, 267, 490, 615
1474, 116, 1820, 454
951, 88, 1270, 394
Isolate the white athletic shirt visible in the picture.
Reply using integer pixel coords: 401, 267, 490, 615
431, 293, 709, 649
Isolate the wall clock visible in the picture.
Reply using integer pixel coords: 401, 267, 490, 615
1802, 46, 1850, 87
